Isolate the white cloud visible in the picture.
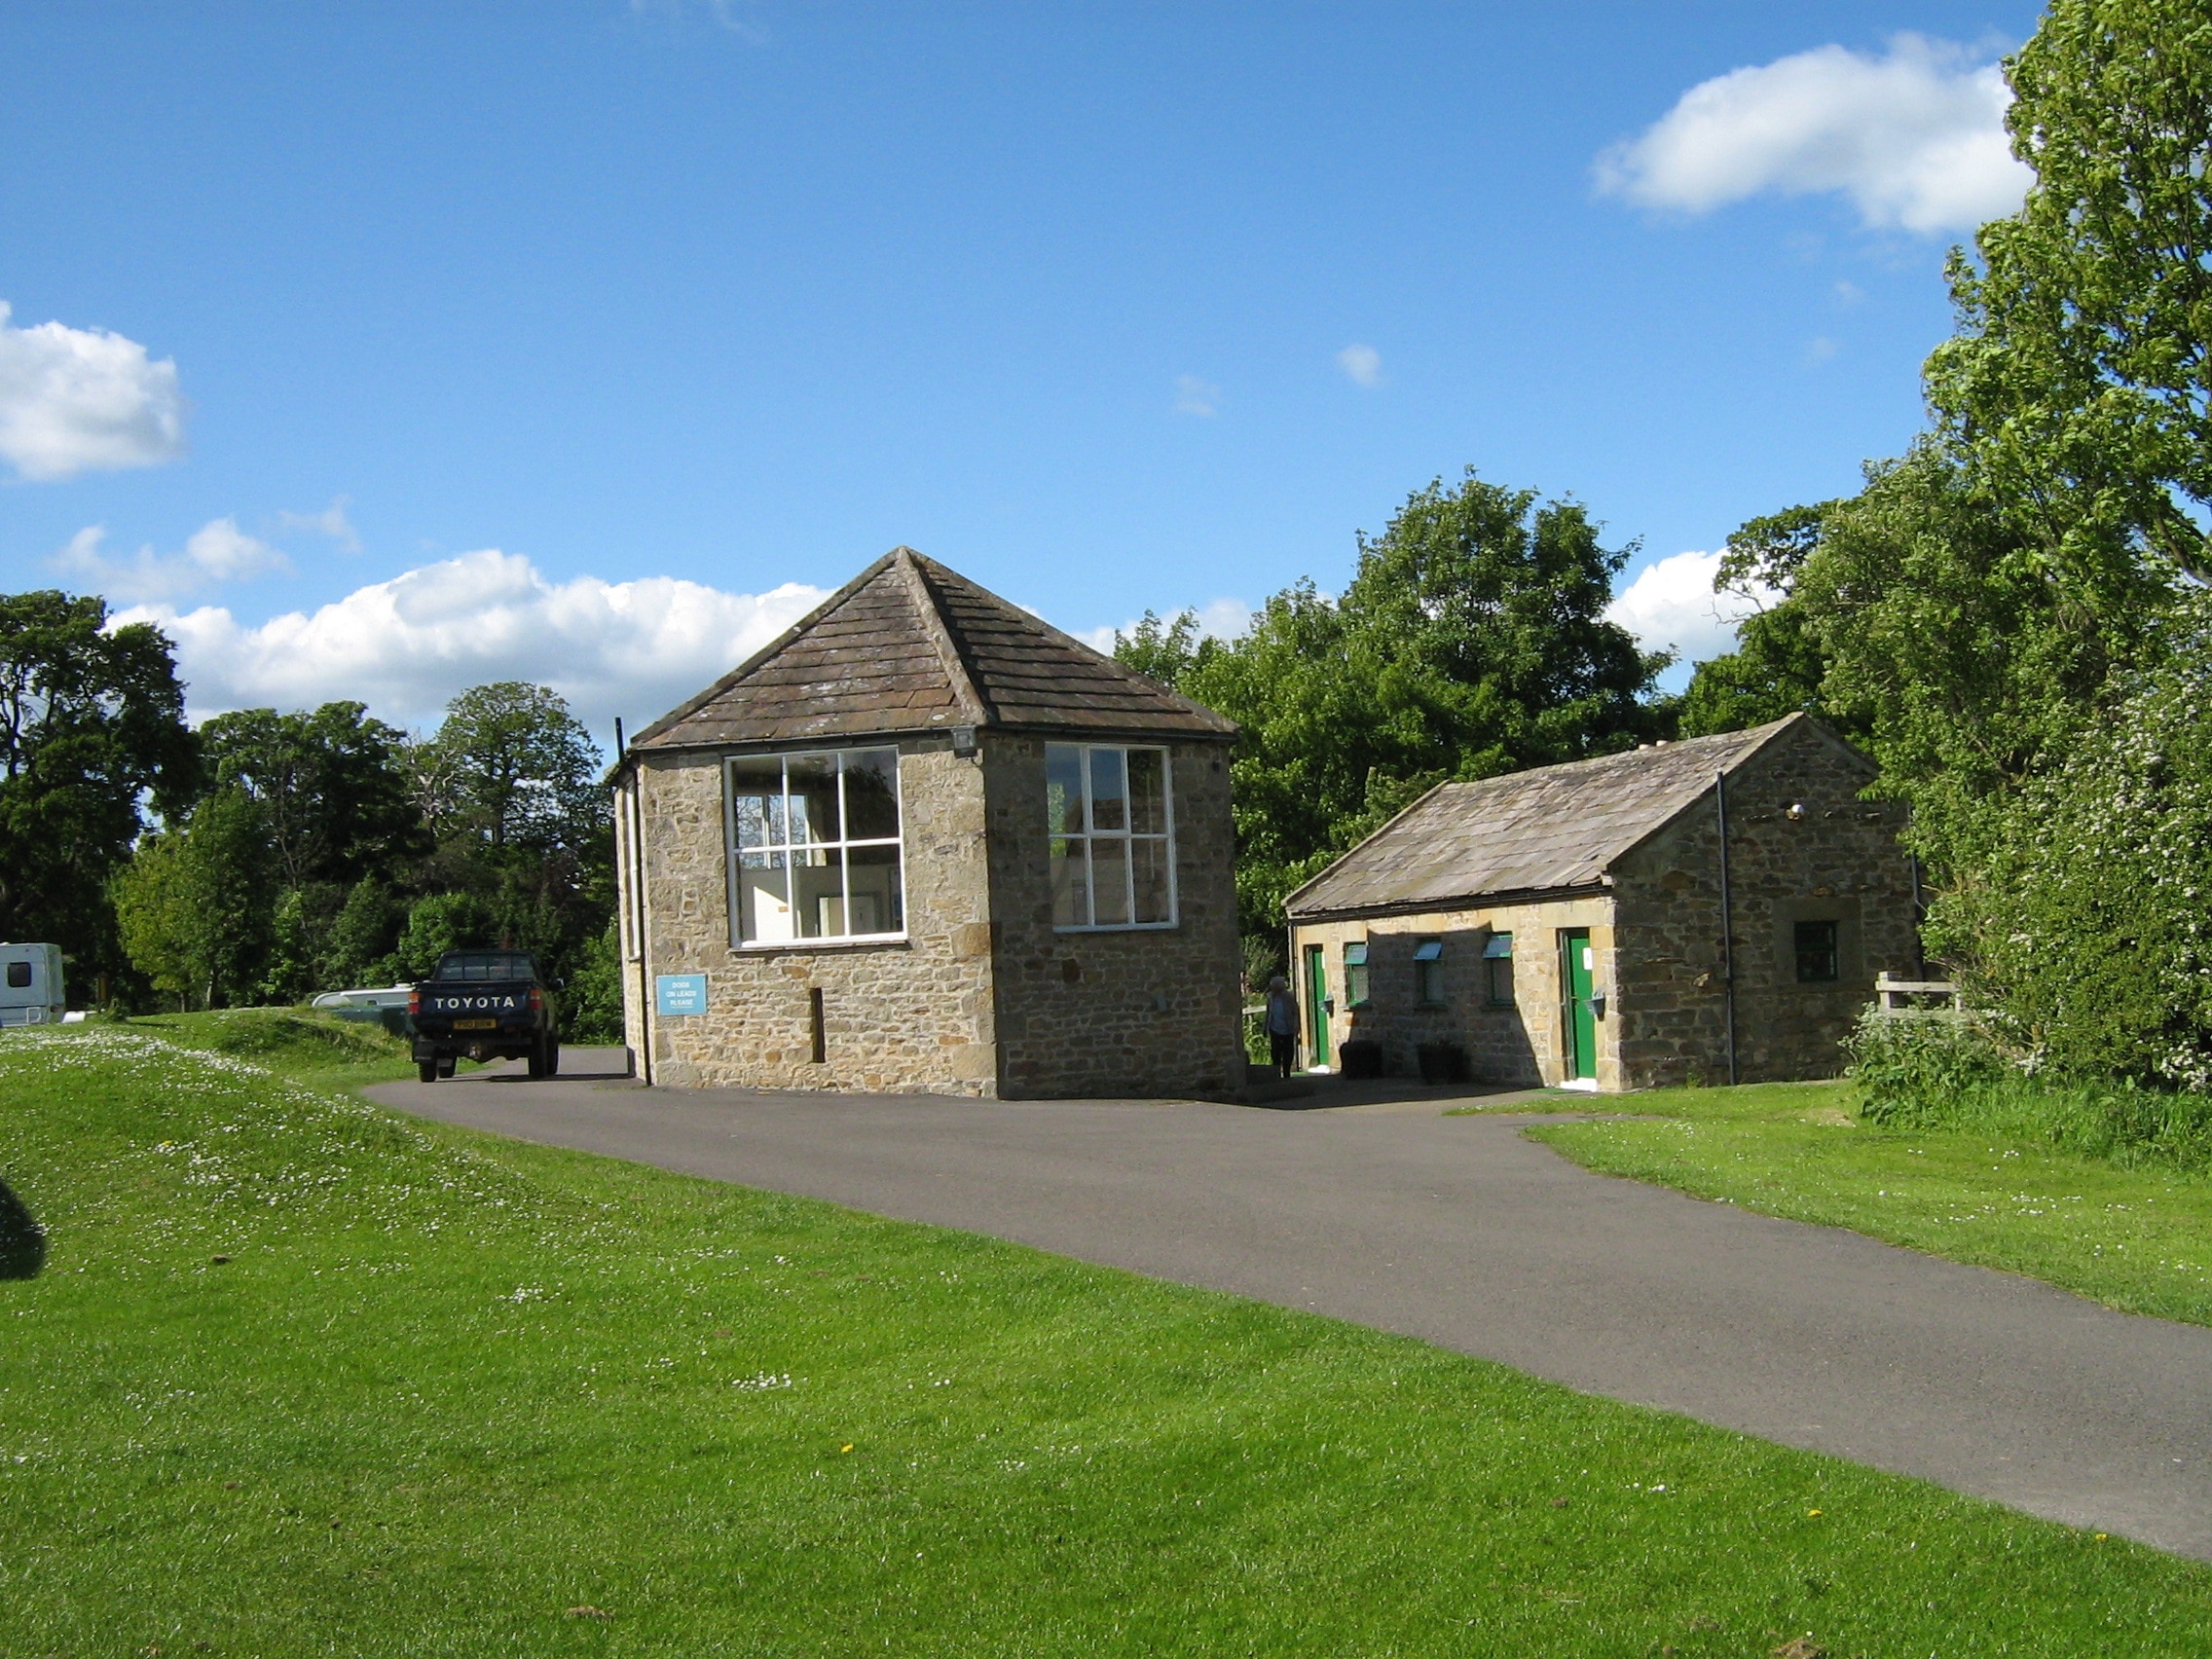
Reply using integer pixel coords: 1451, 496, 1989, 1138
117, 549, 830, 738
1605, 549, 1781, 665
1173, 374, 1221, 417
1596, 34, 2032, 234
53, 517, 289, 603
0, 301, 185, 480
1079, 597, 1253, 657
1336, 344, 1383, 388
276, 496, 361, 553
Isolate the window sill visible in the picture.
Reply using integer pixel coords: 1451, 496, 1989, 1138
1051, 921, 1180, 935
729, 936, 911, 955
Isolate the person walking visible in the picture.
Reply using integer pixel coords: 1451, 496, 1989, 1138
1264, 975, 1302, 1078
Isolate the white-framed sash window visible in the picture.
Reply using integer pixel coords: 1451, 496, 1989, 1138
1047, 743, 1176, 931
725, 748, 905, 945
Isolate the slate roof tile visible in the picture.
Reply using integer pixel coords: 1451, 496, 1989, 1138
1286, 715, 1858, 918
630, 548, 1236, 751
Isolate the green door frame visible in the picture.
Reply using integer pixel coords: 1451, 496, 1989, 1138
1304, 942, 1332, 1069
1560, 928, 1598, 1082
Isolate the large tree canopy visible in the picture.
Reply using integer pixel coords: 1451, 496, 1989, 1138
1925, 0, 2212, 581
1122, 469, 1668, 943
0, 591, 197, 980
200, 701, 426, 890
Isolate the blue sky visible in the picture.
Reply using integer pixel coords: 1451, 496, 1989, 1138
0, 2, 2044, 738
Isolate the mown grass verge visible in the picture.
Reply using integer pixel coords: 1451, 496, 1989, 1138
1504, 1081, 2212, 1328
4, 1028, 2210, 1656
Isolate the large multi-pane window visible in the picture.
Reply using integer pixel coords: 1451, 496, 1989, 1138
726, 748, 904, 945
1047, 743, 1176, 930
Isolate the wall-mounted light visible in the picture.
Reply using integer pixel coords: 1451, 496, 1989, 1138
951, 725, 979, 757
1786, 801, 1806, 821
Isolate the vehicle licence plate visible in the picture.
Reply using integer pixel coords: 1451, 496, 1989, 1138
454, 1017, 498, 1030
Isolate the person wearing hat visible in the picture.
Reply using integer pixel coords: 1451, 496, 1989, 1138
1263, 975, 1302, 1078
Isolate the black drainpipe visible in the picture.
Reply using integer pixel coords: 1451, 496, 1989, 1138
1715, 769, 1738, 1087
616, 717, 654, 1086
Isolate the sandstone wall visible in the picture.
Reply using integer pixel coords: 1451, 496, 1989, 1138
1289, 895, 1614, 1088
1610, 722, 1916, 1088
984, 735, 1245, 1099
621, 740, 1000, 1094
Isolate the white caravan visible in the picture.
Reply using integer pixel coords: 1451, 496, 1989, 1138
0, 943, 66, 1027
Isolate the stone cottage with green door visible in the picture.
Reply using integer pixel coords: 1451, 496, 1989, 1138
610, 547, 1245, 1098
1284, 715, 1916, 1091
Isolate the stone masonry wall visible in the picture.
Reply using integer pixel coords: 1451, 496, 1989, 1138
1290, 895, 1615, 1089
621, 740, 1001, 1095
1610, 721, 1916, 1088
984, 735, 1245, 1099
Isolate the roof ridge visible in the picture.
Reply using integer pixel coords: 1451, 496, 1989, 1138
895, 549, 994, 725
625, 551, 900, 750
909, 552, 1238, 735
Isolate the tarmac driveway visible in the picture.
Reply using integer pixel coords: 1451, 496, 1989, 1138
368, 1051, 2212, 1561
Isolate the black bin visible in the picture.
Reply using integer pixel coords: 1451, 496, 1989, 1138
1418, 1042, 1472, 1085
1338, 1039, 1384, 1080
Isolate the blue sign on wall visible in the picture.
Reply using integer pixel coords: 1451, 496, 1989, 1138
654, 973, 709, 1016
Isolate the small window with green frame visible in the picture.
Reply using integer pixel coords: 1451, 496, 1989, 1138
1794, 919, 1840, 983
1483, 932, 1514, 1007
1414, 938, 1445, 1005
1344, 940, 1371, 1008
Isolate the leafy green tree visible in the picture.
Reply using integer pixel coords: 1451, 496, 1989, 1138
113, 789, 278, 1009
1802, 445, 2172, 869
392, 892, 497, 980
1678, 504, 1842, 739
1925, 0, 2212, 582
1123, 469, 1667, 938
1931, 598, 2212, 1088
322, 876, 408, 989
200, 701, 425, 890
432, 682, 604, 854
0, 591, 198, 987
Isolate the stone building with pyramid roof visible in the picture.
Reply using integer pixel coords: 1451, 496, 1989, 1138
609, 548, 1246, 1097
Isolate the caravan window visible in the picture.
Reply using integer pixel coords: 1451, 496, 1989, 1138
6, 961, 29, 989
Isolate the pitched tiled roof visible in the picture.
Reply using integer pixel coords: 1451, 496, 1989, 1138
1286, 715, 1856, 918
630, 548, 1237, 751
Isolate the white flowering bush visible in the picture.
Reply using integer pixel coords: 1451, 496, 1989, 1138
1927, 596, 2212, 1092
1846, 1005, 2212, 1167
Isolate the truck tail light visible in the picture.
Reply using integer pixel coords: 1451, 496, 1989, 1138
407, 988, 421, 1015
529, 986, 542, 1013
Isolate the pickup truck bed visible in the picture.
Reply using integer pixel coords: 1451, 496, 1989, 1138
408, 950, 561, 1083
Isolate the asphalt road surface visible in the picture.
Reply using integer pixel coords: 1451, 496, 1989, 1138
368, 1051, 2212, 1561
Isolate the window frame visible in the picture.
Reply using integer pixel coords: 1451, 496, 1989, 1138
723, 747, 908, 949
1047, 742, 1179, 934
1344, 940, 1371, 1008
1793, 918, 1841, 984
1483, 931, 1515, 1008
1413, 938, 1446, 1007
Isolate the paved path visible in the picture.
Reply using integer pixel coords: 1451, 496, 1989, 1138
368, 1052, 2212, 1560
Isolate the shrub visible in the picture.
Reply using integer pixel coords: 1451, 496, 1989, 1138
1846, 1004, 2212, 1169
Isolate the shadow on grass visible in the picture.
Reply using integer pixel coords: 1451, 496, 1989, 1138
0, 1175, 47, 1279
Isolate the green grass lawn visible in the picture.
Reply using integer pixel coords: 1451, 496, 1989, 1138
1490, 1081, 2212, 1329
6, 1032, 2212, 1656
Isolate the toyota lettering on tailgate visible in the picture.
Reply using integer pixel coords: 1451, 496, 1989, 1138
435, 994, 520, 1012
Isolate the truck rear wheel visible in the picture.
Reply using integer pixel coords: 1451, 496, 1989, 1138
418, 1059, 437, 1084
527, 1036, 547, 1080
546, 1036, 561, 1077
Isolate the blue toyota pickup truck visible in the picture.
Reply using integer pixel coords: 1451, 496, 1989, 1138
407, 950, 561, 1083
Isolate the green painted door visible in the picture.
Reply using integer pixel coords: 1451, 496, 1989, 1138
1304, 943, 1332, 1069
1561, 928, 1597, 1082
